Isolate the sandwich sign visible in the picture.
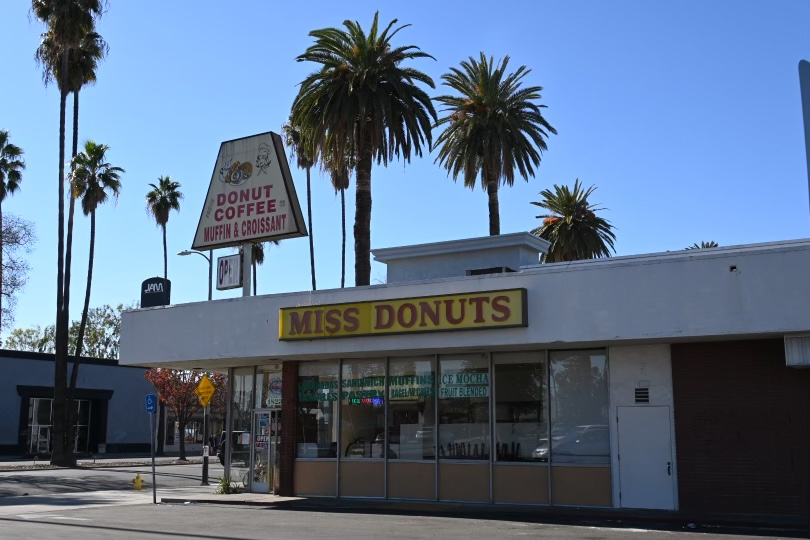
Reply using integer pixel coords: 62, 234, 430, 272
192, 131, 308, 251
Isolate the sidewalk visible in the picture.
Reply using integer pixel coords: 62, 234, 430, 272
159, 486, 809, 538
0, 454, 206, 471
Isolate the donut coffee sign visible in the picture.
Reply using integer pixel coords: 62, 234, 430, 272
192, 131, 308, 251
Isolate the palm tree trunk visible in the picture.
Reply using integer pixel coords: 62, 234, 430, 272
162, 223, 168, 280
252, 260, 257, 295
51, 57, 70, 466
354, 129, 373, 287
306, 166, 316, 291
340, 188, 346, 289
64, 90, 81, 457
69, 210, 95, 443
485, 168, 501, 236
157, 220, 168, 457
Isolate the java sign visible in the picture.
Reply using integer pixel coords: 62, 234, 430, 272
192, 131, 307, 250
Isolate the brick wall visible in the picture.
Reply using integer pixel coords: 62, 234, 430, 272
671, 339, 810, 517
279, 360, 298, 497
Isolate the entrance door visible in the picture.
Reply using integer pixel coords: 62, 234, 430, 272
249, 409, 280, 494
617, 406, 675, 509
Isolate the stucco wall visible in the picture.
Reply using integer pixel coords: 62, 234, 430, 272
607, 344, 677, 509
0, 354, 153, 447
120, 240, 810, 369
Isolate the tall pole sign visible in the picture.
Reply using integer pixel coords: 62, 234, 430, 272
800, 61, 810, 220
190, 131, 308, 252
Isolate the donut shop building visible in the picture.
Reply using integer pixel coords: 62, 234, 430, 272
120, 232, 810, 522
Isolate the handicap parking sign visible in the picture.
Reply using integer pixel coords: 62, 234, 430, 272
146, 394, 157, 414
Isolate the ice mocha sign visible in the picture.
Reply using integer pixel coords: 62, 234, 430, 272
192, 131, 307, 251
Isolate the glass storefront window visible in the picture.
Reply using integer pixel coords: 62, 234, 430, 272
229, 367, 255, 483
340, 359, 386, 459
549, 350, 609, 464
297, 361, 339, 458
438, 354, 490, 460
493, 352, 548, 462
387, 356, 436, 460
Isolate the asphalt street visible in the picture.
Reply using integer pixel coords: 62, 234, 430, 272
0, 504, 794, 540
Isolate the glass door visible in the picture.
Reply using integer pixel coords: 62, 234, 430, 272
249, 409, 281, 494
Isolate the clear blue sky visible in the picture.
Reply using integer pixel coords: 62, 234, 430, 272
1, 1, 809, 335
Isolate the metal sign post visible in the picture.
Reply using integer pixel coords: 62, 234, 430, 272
195, 376, 216, 487
146, 394, 157, 504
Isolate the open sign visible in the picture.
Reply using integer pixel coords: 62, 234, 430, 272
216, 254, 242, 290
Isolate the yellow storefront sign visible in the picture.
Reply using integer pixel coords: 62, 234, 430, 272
279, 288, 526, 340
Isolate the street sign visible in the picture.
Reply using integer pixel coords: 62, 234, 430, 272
216, 254, 242, 290
146, 394, 156, 414
195, 374, 216, 408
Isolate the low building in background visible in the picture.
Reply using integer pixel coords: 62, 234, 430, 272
0, 350, 154, 456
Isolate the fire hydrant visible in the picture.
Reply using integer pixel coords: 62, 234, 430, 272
132, 473, 143, 490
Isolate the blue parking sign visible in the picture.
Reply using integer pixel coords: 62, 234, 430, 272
146, 394, 156, 414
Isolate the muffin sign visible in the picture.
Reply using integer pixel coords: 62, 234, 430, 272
192, 131, 307, 250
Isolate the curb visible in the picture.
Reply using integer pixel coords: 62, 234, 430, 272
155, 497, 809, 537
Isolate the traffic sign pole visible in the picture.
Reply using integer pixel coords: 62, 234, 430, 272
150, 407, 156, 504
201, 404, 209, 485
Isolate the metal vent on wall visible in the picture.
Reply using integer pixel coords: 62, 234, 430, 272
634, 387, 650, 404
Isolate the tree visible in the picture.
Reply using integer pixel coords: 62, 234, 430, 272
236, 241, 278, 295
1, 214, 36, 334
144, 369, 226, 460
67, 141, 122, 451
531, 179, 616, 263
5, 303, 134, 359
434, 53, 557, 236
321, 141, 352, 289
146, 176, 182, 281
145, 175, 181, 457
32, 0, 105, 467
0, 131, 25, 334
291, 11, 437, 286
686, 241, 719, 250
282, 119, 317, 291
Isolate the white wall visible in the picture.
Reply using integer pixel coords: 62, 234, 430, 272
120, 240, 810, 369
608, 345, 677, 509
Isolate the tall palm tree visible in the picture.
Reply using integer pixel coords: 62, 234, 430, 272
145, 175, 181, 456
146, 176, 183, 281
686, 241, 719, 250
282, 120, 317, 290
531, 179, 616, 263
66, 140, 122, 453
0, 131, 25, 334
291, 11, 436, 286
32, 0, 105, 467
322, 145, 351, 288
434, 53, 557, 236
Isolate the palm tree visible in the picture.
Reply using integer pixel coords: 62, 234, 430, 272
66, 140, 122, 454
291, 11, 437, 286
686, 241, 719, 250
0, 131, 25, 334
530, 179, 616, 263
145, 176, 181, 456
31, 0, 105, 467
434, 53, 557, 236
146, 176, 183, 281
238, 241, 279, 295
321, 146, 351, 288
36, 25, 107, 375
282, 120, 317, 290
